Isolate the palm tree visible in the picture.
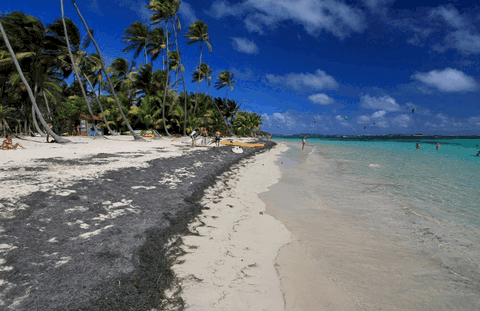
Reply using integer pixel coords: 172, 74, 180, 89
148, 0, 175, 136
70, 0, 143, 140
184, 21, 212, 114
0, 19, 70, 143
214, 70, 236, 135
122, 21, 150, 64
59, 6, 102, 136
145, 27, 166, 68
128, 94, 162, 132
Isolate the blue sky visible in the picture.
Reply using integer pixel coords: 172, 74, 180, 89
2, 0, 480, 135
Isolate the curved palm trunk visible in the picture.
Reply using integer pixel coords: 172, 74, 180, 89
209, 87, 233, 136
43, 91, 52, 121
70, 0, 144, 141
171, 17, 188, 136
161, 19, 171, 136
83, 73, 118, 135
32, 82, 47, 137
194, 42, 203, 114
61, 2, 102, 137
0, 21, 70, 143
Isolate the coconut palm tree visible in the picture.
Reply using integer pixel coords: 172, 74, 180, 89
214, 70, 236, 135
0, 19, 70, 143
147, 0, 175, 136
59, 7, 102, 136
122, 21, 150, 64
184, 21, 212, 114
145, 27, 166, 68
70, 0, 143, 140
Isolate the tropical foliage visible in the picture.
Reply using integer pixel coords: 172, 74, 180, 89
0, 5, 265, 140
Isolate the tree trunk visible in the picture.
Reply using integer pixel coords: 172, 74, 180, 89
171, 17, 188, 136
194, 42, 203, 114
61, 3, 102, 137
43, 91, 52, 121
0, 21, 70, 143
32, 82, 47, 137
161, 19, 171, 136
83, 72, 118, 135
70, 0, 144, 141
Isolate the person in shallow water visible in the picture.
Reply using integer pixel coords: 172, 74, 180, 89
436, 143, 441, 150
302, 136, 306, 150
416, 143, 421, 149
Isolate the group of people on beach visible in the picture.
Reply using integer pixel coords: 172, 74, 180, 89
190, 128, 223, 147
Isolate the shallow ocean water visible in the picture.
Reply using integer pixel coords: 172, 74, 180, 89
267, 137, 480, 310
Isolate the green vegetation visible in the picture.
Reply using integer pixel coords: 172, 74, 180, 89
0, 0, 265, 141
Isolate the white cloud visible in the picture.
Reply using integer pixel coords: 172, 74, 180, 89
266, 69, 339, 91
207, 0, 367, 39
391, 114, 412, 128
273, 112, 285, 121
375, 120, 389, 128
308, 93, 335, 105
357, 115, 371, 123
429, 5, 466, 29
87, 0, 103, 15
467, 116, 480, 126
372, 110, 387, 118
359, 94, 401, 111
178, 1, 198, 26
411, 68, 479, 92
231, 37, 259, 54
445, 30, 480, 55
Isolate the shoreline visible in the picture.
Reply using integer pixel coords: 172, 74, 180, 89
0, 136, 278, 310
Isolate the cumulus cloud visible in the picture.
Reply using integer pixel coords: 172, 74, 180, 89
445, 30, 480, 55
359, 94, 401, 111
308, 93, 335, 105
372, 110, 387, 118
178, 1, 198, 26
391, 114, 412, 128
429, 5, 466, 29
231, 37, 259, 54
266, 69, 339, 91
411, 68, 479, 92
206, 0, 367, 39
357, 115, 371, 123
375, 120, 389, 128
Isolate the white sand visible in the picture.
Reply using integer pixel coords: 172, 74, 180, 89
2, 135, 293, 310
0, 135, 259, 216
171, 143, 291, 310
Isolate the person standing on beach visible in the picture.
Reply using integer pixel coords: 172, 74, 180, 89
302, 136, 306, 150
215, 130, 221, 147
416, 143, 421, 149
190, 129, 197, 147
436, 143, 441, 150
201, 127, 208, 146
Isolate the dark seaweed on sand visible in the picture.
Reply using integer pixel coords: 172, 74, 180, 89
0, 141, 276, 310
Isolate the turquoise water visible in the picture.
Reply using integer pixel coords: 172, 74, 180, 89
275, 137, 480, 228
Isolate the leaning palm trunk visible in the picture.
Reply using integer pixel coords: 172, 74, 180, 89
61, 2, 101, 137
161, 19, 171, 136
223, 89, 235, 136
82, 73, 118, 135
32, 104, 46, 137
70, 0, 143, 141
0, 21, 70, 143
43, 91, 52, 121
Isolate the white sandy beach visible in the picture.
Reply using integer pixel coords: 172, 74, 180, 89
171, 143, 291, 310
1, 135, 295, 310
